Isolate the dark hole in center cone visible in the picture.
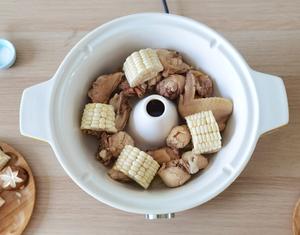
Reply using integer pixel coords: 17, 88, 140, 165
146, 99, 165, 117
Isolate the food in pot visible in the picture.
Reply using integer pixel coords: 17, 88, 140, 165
113, 145, 160, 189
88, 72, 123, 103
156, 49, 191, 77
194, 97, 233, 131
96, 149, 113, 166
147, 147, 179, 165
0, 150, 10, 171
108, 167, 131, 182
81, 129, 103, 138
123, 48, 163, 87
185, 110, 221, 154
178, 73, 233, 131
186, 70, 213, 98
118, 80, 148, 98
97, 132, 134, 166
109, 93, 132, 131
81, 48, 233, 189
105, 132, 135, 157
181, 151, 208, 174
81, 103, 117, 134
166, 125, 191, 149
156, 74, 185, 100
147, 74, 162, 91
158, 159, 191, 187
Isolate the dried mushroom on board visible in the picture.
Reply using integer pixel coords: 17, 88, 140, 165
0, 166, 28, 191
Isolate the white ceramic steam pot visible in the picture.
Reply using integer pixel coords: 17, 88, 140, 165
19, 13, 289, 219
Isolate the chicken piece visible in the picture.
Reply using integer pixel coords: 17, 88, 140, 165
147, 74, 162, 91
147, 147, 179, 165
178, 74, 233, 131
109, 92, 132, 131
187, 70, 213, 98
97, 132, 134, 166
156, 49, 191, 77
166, 125, 191, 149
88, 72, 123, 103
181, 141, 194, 152
156, 75, 185, 100
97, 149, 114, 166
108, 168, 131, 182
81, 129, 103, 138
158, 159, 191, 187
118, 80, 147, 98
181, 151, 208, 174
107, 131, 134, 156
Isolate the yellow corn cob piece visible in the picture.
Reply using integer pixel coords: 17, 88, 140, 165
81, 103, 117, 133
0, 150, 11, 171
185, 110, 222, 154
114, 145, 160, 189
123, 48, 163, 87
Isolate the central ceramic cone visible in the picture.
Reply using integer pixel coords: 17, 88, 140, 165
127, 94, 179, 150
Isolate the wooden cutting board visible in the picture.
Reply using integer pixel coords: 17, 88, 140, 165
294, 199, 300, 235
0, 142, 36, 235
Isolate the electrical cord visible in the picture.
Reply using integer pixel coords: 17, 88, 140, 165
162, 0, 170, 13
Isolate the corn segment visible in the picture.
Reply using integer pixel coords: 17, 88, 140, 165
185, 111, 222, 154
0, 150, 10, 171
81, 103, 117, 133
114, 145, 160, 189
123, 48, 163, 87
